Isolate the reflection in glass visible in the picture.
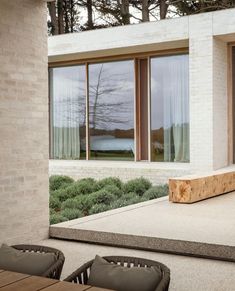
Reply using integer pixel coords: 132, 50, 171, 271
50, 65, 86, 159
151, 55, 189, 162
89, 60, 135, 160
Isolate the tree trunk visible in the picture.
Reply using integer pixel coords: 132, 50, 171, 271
48, 2, 58, 35
93, 65, 103, 130
159, 0, 168, 19
70, 0, 74, 32
87, 0, 94, 29
142, 0, 149, 22
64, 0, 69, 33
58, 0, 64, 34
120, 0, 130, 24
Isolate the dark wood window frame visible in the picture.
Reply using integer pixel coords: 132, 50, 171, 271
135, 58, 149, 161
49, 48, 188, 162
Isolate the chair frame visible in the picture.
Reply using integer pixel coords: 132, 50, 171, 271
64, 255, 170, 291
12, 244, 65, 280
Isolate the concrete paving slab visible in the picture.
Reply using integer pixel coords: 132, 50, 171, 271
50, 191, 235, 246
39, 239, 235, 291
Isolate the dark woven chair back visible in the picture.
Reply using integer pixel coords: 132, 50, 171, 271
64, 256, 170, 291
12, 244, 65, 280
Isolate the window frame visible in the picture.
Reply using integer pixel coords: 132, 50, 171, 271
49, 64, 87, 160
88, 59, 136, 161
149, 53, 190, 163
49, 47, 189, 162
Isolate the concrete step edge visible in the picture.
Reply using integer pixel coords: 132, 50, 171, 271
49, 226, 235, 263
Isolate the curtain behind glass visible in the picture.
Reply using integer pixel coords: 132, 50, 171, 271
151, 55, 189, 162
50, 66, 86, 159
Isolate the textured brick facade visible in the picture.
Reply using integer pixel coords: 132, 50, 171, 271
49, 9, 235, 182
0, 0, 49, 244
50, 161, 191, 185
189, 14, 214, 171
213, 38, 228, 169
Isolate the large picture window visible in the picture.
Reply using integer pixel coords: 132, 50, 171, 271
89, 60, 135, 160
50, 65, 86, 159
49, 52, 189, 163
150, 54, 189, 162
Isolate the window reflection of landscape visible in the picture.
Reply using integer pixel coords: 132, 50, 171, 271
50, 65, 86, 160
89, 60, 135, 160
49, 54, 189, 163
151, 54, 189, 162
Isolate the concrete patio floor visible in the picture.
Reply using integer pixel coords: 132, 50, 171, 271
53, 191, 235, 245
40, 239, 235, 291
50, 191, 235, 260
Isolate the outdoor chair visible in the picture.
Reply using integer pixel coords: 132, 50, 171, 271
64, 255, 170, 291
11, 244, 65, 280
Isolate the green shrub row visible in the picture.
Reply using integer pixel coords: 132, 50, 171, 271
49, 175, 168, 225
49, 175, 74, 192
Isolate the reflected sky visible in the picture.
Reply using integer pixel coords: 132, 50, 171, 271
89, 60, 135, 131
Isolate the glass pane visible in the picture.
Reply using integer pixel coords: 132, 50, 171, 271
50, 65, 86, 159
89, 60, 135, 160
151, 54, 189, 162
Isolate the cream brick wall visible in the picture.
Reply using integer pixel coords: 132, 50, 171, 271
213, 38, 228, 169
49, 9, 235, 178
49, 160, 191, 185
49, 16, 189, 62
188, 13, 228, 171
189, 14, 214, 171
0, 0, 49, 244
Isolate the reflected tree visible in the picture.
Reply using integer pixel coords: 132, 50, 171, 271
89, 64, 133, 131
53, 63, 133, 133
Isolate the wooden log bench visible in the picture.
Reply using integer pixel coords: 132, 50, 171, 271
169, 169, 235, 203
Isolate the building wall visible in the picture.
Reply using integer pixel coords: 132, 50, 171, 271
49, 16, 189, 62
49, 160, 191, 185
213, 38, 228, 169
0, 0, 49, 244
49, 9, 235, 180
188, 13, 229, 171
189, 13, 214, 171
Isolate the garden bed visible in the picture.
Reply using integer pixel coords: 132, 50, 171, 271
49, 175, 168, 225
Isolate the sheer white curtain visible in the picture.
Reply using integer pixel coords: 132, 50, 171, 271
162, 55, 189, 162
51, 67, 81, 159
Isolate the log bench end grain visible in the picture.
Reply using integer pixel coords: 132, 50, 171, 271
169, 170, 235, 203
